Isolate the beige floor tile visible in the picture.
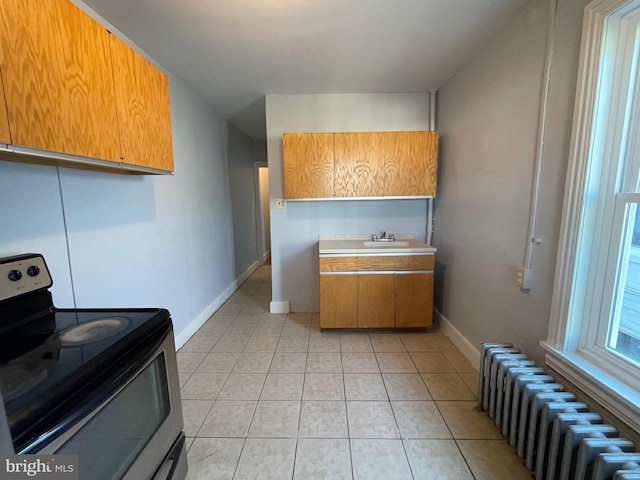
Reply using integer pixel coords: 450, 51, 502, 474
185, 437, 195, 452
346, 401, 399, 438
340, 335, 373, 352
409, 352, 456, 373
179, 371, 192, 389
179, 334, 219, 353
306, 352, 342, 373
421, 373, 475, 400
211, 335, 250, 353
382, 373, 432, 400
443, 351, 477, 373
186, 438, 244, 480
281, 321, 311, 336
276, 336, 309, 352
181, 373, 228, 400
404, 439, 474, 480
308, 336, 341, 352
248, 400, 301, 437
399, 334, 441, 352
391, 401, 451, 439
259, 312, 287, 323
344, 374, 388, 401
224, 323, 257, 336
303, 374, 345, 400
198, 400, 257, 437
430, 334, 459, 352
196, 352, 240, 373
251, 323, 283, 336
260, 374, 304, 400
457, 439, 533, 480
234, 438, 296, 480
436, 401, 504, 439
370, 335, 407, 352
269, 352, 307, 373
294, 439, 352, 480
239, 304, 267, 316
299, 401, 348, 438
243, 335, 279, 352
182, 399, 213, 437
375, 352, 417, 373
342, 353, 380, 373
177, 352, 207, 373
459, 373, 479, 398
287, 312, 313, 323
217, 373, 266, 400
232, 352, 274, 373
350, 439, 413, 480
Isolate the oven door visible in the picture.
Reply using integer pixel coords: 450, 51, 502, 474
37, 326, 186, 480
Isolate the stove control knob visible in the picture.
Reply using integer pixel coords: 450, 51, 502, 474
27, 265, 40, 277
8, 269, 22, 281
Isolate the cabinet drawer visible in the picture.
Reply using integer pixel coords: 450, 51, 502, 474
319, 256, 358, 272
357, 255, 434, 271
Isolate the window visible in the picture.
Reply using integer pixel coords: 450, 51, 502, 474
543, 0, 640, 432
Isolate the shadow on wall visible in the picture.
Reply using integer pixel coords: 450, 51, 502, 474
57, 168, 157, 232
434, 260, 446, 313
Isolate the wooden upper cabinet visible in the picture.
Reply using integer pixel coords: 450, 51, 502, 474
0, 0, 120, 161
385, 131, 438, 197
109, 34, 174, 171
335, 133, 387, 197
0, 69, 10, 144
283, 133, 334, 198
284, 130, 438, 199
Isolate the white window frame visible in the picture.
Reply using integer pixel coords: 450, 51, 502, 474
542, 0, 640, 433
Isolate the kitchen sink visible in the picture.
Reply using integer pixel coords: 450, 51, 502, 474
362, 240, 410, 248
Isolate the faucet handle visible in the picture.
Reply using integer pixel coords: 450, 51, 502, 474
372, 234, 378, 241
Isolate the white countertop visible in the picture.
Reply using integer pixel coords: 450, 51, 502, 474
318, 234, 437, 254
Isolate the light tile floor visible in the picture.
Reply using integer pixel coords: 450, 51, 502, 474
178, 266, 532, 480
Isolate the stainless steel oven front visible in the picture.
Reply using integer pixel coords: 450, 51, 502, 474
34, 326, 186, 480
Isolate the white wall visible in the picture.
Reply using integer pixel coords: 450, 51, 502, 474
435, 0, 590, 363
0, 74, 239, 346
258, 167, 271, 259
228, 123, 260, 276
265, 93, 432, 312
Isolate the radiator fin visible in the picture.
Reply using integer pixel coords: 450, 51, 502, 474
478, 343, 639, 480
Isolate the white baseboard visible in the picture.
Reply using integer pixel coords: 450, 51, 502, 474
434, 308, 480, 371
261, 250, 270, 262
174, 260, 260, 349
270, 301, 290, 314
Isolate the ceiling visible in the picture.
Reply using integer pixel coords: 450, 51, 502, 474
81, 0, 530, 140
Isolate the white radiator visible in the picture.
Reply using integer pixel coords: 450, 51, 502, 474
478, 343, 640, 480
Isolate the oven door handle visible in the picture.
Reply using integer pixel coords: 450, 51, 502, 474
153, 433, 186, 480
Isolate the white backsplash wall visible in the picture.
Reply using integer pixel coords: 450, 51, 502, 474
265, 93, 432, 312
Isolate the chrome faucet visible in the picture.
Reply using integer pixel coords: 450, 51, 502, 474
371, 231, 395, 242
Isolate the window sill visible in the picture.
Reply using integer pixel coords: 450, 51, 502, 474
540, 341, 640, 434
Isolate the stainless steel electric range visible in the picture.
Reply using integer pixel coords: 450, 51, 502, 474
0, 253, 187, 480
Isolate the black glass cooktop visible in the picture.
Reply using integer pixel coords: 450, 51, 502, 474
0, 306, 170, 451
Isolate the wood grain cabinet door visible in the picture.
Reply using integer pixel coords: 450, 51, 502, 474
283, 133, 334, 198
0, 69, 10, 144
395, 272, 434, 328
109, 34, 174, 171
320, 274, 357, 328
384, 131, 438, 197
0, 0, 120, 160
357, 274, 395, 328
335, 132, 387, 197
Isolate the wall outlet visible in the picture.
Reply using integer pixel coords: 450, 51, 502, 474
516, 267, 532, 289
276, 198, 287, 209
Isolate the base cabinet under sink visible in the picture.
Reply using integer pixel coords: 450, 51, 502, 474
319, 253, 434, 329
